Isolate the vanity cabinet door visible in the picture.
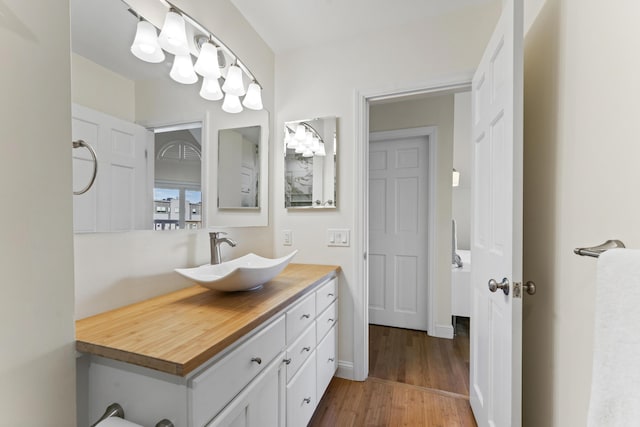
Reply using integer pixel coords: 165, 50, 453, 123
316, 302, 337, 343
285, 322, 316, 382
315, 278, 337, 315
316, 325, 337, 400
286, 292, 316, 342
207, 353, 286, 427
286, 351, 317, 427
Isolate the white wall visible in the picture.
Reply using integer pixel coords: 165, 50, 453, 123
71, 53, 136, 122
274, 1, 501, 375
369, 93, 456, 327
522, 0, 640, 425
0, 1, 77, 425
452, 92, 472, 250
74, 0, 275, 319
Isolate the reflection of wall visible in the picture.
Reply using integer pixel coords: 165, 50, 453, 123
274, 1, 502, 372
71, 53, 135, 122
452, 92, 472, 250
218, 129, 259, 207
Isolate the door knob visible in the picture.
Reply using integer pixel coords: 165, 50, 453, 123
523, 281, 536, 295
488, 278, 510, 296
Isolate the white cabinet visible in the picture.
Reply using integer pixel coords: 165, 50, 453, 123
85, 275, 338, 427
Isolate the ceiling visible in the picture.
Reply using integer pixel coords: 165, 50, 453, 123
229, 0, 497, 53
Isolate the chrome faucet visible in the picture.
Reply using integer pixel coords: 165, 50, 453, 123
210, 232, 237, 264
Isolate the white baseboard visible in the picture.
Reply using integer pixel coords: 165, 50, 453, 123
336, 360, 354, 380
431, 323, 454, 339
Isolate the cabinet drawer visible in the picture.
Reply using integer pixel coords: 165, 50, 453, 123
286, 351, 316, 427
315, 277, 337, 315
316, 325, 337, 400
285, 322, 316, 382
286, 292, 315, 343
189, 315, 285, 427
316, 302, 337, 343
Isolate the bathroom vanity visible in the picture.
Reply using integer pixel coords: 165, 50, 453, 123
76, 264, 339, 426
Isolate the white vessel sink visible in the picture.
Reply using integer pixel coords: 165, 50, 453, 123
175, 251, 298, 292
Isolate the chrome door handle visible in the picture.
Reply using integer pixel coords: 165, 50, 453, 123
488, 278, 510, 296
523, 281, 537, 295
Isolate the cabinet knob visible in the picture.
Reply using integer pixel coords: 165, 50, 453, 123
303, 397, 311, 404
251, 357, 262, 365
328, 358, 334, 362
328, 318, 334, 323
327, 293, 334, 297
301, 313, 311, 319
302, 346, 311, 353
283, 358, 291, 365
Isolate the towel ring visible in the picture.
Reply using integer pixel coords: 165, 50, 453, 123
72, 139, 98, 195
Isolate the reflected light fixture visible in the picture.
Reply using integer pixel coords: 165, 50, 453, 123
125, 1, 264, 113
170, 55, 198, 84
452, 169, 460, 187
158, 9, 189, 55
284, 122, 326, 157
130, 19, 165, 63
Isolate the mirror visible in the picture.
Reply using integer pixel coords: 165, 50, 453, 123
218, 126, 261, 209
70, 0, 269, 232
284, 117, 337, 208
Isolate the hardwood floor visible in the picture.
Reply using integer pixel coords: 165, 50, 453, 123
309, 319, 474, 426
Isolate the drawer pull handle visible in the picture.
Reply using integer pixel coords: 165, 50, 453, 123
327, 293, 334, 297
328, 358, 334, 362
328, 318, 334, 323
283, 358, 292, 365
301, 314, 311, 319
302, 346, 311, 352
251, 357, 262, 365
303, 397, 311, 404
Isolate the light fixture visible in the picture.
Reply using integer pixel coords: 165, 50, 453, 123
222, 93, 243, 114
170, 55, 198, 84
124, 1, 264, 113
222, 64, 246, 96
452, 169, 460, 187
194, 41, 221, 78
295, 125, 306, 141
158, 9, 189, 56
200, 77, 223, 100
130, 19, 165, 63
242, 82, 263, 110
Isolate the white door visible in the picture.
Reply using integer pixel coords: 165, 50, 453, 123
72, 104, 152, 232
469, 0, 524, 426
368, 133, 429, 330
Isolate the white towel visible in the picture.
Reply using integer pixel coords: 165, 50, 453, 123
587, 249, 640, 427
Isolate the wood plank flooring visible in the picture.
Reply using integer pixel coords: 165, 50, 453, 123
309, 319, 474, 426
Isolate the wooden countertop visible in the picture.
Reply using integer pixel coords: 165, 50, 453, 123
76, 263, 339, 376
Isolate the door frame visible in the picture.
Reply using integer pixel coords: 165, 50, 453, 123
353, 76, 472, 381
368, 126, 436, 331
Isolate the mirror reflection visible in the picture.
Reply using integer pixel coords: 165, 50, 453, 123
153, 124, 203, 230
284, 117, 337, 208
218, 126, 261, 209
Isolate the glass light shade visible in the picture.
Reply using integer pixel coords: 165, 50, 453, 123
452, 169, 460, 187
311, 137, 320, 151
194, 42, 221, 78
295, 145, 305, 154
158, 10, 189, 55
316, 142, 326, 156
131, 20, 165, 63
222, 93, 243, 113
242, 82, 263, 110
222, 65, 246, 96
304, 132, 313, 147
294, 125, 306, 141
199, 77, 223, 100
170, 55, 198, 84
302, 149, 314, 157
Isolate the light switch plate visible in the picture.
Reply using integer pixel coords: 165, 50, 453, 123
283, 230, 292, 246
327, 228, 350, 247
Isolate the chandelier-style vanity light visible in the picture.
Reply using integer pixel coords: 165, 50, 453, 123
127, 1, 263, 114
284, 122, 326, 157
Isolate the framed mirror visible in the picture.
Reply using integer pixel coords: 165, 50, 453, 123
284, 117, 337, 209
218, 126, 261, 209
